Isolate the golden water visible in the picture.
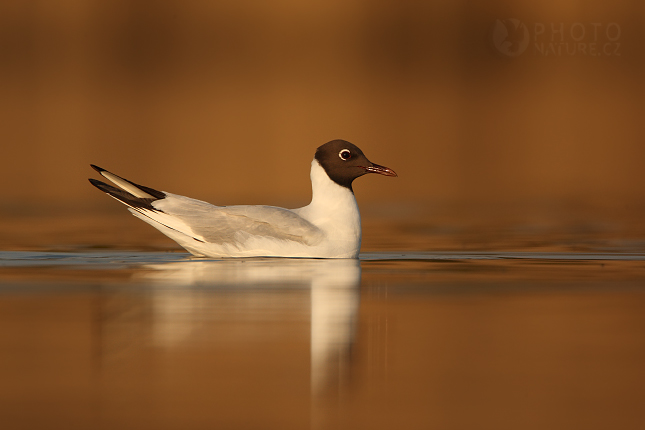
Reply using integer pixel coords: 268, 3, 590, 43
2, 1, 644, 427
1, 214, 645, 429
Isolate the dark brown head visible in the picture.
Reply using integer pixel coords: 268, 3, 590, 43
314, 140, 397, 191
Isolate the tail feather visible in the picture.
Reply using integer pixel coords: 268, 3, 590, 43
90, 165, 165, 200
89, 165, 166, 211
89, 166, 208, 248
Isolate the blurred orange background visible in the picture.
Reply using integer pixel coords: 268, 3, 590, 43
1, 0, 643, 226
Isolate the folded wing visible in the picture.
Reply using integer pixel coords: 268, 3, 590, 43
89, 165, 323, 248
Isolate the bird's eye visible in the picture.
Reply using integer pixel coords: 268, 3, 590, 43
339, 149, 351, 160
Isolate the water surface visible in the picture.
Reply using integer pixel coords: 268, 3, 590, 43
1, 245, 645, 430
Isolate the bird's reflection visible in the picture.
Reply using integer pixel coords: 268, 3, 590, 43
132, 257, 361, 395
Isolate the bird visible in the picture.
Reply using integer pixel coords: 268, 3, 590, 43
89, 139, 397, 258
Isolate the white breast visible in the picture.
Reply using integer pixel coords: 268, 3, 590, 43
291, 160, 362, 258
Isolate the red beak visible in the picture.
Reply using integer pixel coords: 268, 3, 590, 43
362, 163, 398, 177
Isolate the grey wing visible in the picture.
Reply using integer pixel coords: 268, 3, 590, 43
153, 194, 324, 246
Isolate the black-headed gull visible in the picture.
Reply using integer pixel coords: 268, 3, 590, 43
89, 139, 397, 258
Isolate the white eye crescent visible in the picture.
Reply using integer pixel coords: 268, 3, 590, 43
339, 149, 351, 160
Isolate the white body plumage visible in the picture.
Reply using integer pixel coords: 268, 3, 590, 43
130, 160, 361, 258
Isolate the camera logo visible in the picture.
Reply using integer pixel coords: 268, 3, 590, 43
491, 19, 530, 57
490, 19, 622, 58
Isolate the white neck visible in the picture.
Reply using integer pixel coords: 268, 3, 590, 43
309, 160, 356, 209
295, 160, 361, 235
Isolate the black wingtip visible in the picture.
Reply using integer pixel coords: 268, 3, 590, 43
89, 178, 109, 192
90, 164, 105, 173
88, 178, 160, 211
